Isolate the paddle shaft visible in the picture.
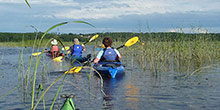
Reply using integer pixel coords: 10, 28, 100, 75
83, 34, 99, 45
116, 45, 125, 50
83, 40, 90, 45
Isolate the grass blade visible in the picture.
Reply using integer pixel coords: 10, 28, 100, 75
25, 0, 31, 8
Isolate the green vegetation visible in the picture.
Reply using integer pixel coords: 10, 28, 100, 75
0, 32, 220, 42
1, 32, 220, 46
1, 32, 219, 74
115, 33, 220, 76
2, 31, 220, 109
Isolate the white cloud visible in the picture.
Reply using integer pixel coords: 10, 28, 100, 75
168, 27, 209, 33
52, 0, 220, 19
0, 0, 220, 33
1, 0, 220, 19
55, 0, 172, 19
0, 0, 79, 6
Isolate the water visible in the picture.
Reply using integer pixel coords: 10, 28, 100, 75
0, 46, 220, 110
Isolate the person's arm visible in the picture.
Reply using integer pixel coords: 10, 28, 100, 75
66, 50, 70, 54
66, 46, 73, 55
114, 49, 122, 59
82, 44, 86, 52
93, 50, 104, 63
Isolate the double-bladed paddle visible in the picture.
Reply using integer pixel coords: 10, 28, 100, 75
65, 36, 139, 74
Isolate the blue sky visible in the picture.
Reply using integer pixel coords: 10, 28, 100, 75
0, 0, 220, 33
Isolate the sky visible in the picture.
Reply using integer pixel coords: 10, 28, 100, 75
0, 0, 220, 34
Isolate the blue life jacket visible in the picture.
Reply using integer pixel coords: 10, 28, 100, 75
71, 44, 83, 56
100, 48, 119, 62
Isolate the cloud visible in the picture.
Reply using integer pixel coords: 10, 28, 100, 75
168, 28, 209, 33
0, 0, 220, 33
0, 0, 79, 6
52, 0, 220, 19
1, 0, 220, 20
54, 1, 170, 19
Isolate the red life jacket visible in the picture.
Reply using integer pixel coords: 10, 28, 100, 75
52, 45, 59, 52
51, 45, 59, 57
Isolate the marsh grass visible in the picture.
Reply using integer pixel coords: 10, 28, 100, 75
118, 33, 220, 76
7, 21, 107, 110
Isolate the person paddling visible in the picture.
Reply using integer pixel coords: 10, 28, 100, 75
94, 37, 122, 64
67, 38, 88, 62
44, 39, 64, 58
44, 39, 60, 58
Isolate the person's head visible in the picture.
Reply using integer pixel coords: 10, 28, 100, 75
51, 39, 58, 45
102, 37, 112, 47
73, 38, 80, 45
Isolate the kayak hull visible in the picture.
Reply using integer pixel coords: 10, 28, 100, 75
93, 62, 125, 78
65, 54, 91, 66
46, 53, 64, 62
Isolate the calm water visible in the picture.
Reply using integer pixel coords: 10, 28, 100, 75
0, 46, 220, 110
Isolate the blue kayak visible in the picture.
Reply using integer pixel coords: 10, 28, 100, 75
65, 54, 91, 65
93, 62, 125, 78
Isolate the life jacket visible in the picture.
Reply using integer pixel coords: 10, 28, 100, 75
51, 45, 59, 57
100, 47, 120, 62
71, 44, 83, 56
52, 45, 59, 52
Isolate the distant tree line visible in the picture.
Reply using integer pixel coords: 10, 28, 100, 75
0, 32, 220, 42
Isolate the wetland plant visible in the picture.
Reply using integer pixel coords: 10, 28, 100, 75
119, 32, 220, 75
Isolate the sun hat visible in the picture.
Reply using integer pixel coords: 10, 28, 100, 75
51, 39, 58, 45
74, 38, 80, 44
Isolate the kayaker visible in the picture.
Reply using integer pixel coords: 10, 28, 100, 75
94, 37, 122, 63
67, 38, 87, 62
46, 39, 61, 58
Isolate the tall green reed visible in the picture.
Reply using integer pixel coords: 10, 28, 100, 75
30, 21, 94, 110
8, 21, 95, 109
120, 32, 220, 75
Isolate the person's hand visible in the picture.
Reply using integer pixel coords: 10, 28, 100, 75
82, 44, 86, 52
93, 58, 99, 64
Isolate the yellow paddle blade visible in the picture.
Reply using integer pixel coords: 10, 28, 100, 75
53, 56, 63, 62
32, 52, 42, 56
89, 34, 99, 42
65, 66, 82, 74
61, 46, 70, 51
124, 36, 139, 47
65, 46, 70, 50
74, 66, 83, 73
102, 44, 105, 48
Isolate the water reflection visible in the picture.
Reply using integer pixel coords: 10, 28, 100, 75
94, 73, 125, 109
125, 83, 139, 110
52, 61, 63, 71
102, 79, 115, 110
